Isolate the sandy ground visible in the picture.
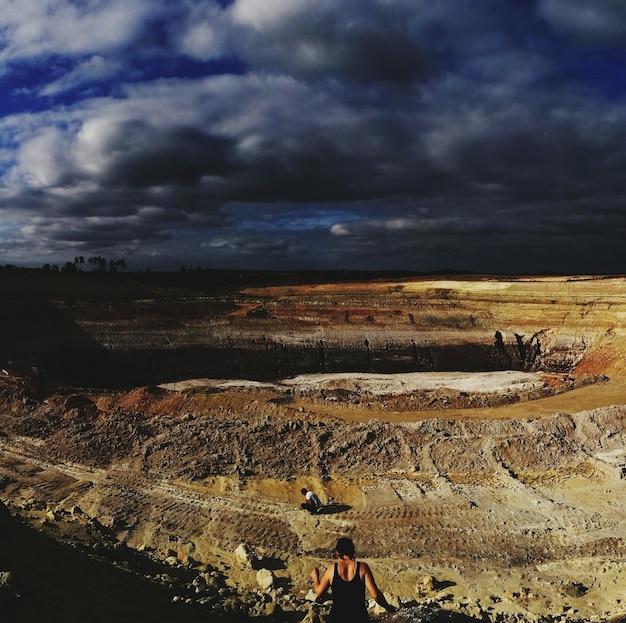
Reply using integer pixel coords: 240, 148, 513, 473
2, 367, 626, 621
163, 370, 550, 395
161, 369, 625, 423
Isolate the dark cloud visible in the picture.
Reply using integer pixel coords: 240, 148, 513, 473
0, 0, 625, 273
102, 123, 237, 188
235, 7, 437, 83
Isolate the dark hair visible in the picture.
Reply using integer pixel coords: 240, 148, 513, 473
301, 488, 308, 495
335, 537, 355, 558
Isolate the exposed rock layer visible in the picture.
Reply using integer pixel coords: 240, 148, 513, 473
5, 275, 625, 387
2, 274, 626, 622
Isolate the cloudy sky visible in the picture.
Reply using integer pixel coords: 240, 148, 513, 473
1, 0, 626, 273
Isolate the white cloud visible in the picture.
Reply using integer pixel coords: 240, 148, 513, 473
173, 1, 231, 60
538, 0, 626, 45
330, 223, 351, 236
40, 56, 121, 96
0, 0, 150, 60
11, 127, 74, 187
230, 0, 311, 29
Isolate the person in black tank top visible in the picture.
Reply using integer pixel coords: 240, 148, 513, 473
330, 560, 369, 621
310, 537, 395, 620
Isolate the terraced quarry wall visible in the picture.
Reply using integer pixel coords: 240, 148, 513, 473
5, 275, 625, 387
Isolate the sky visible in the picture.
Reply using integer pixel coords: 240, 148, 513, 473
1, 0, 626, 274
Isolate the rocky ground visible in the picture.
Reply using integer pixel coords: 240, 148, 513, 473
2, 274, 626, 622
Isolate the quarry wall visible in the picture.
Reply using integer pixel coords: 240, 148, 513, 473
4, 275, 622, 388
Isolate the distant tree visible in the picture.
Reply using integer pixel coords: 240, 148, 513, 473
73, 256, 85, 271
88, 256, 107, 271
108, 258, 127, 273
61, 261, 77, 273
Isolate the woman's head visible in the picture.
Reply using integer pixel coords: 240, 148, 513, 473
335, 537, 355, 559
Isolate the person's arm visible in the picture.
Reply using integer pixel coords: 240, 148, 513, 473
311, 564, 333, 597
362, 562, 396, 613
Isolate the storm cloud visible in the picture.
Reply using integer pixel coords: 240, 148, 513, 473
1, 0, 625, 273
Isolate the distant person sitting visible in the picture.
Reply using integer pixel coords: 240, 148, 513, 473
301, 487, 322, 514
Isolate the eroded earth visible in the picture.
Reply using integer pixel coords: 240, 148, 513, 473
2, 274, 626, 622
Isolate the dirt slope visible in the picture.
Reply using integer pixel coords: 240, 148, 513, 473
2, 275, 626, 622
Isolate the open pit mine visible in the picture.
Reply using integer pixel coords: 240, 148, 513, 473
2, 272, 626, 623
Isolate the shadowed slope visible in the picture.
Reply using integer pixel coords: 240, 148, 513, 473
0, 501, 228, 623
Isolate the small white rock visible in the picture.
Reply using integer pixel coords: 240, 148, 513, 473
256, 568, 275, 591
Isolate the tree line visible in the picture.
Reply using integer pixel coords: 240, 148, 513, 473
0, 256, 129, 273
68, 256, 128, 273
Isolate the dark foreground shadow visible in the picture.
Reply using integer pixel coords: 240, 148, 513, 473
0, 502, 232, 623
252, 555, 287, 572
